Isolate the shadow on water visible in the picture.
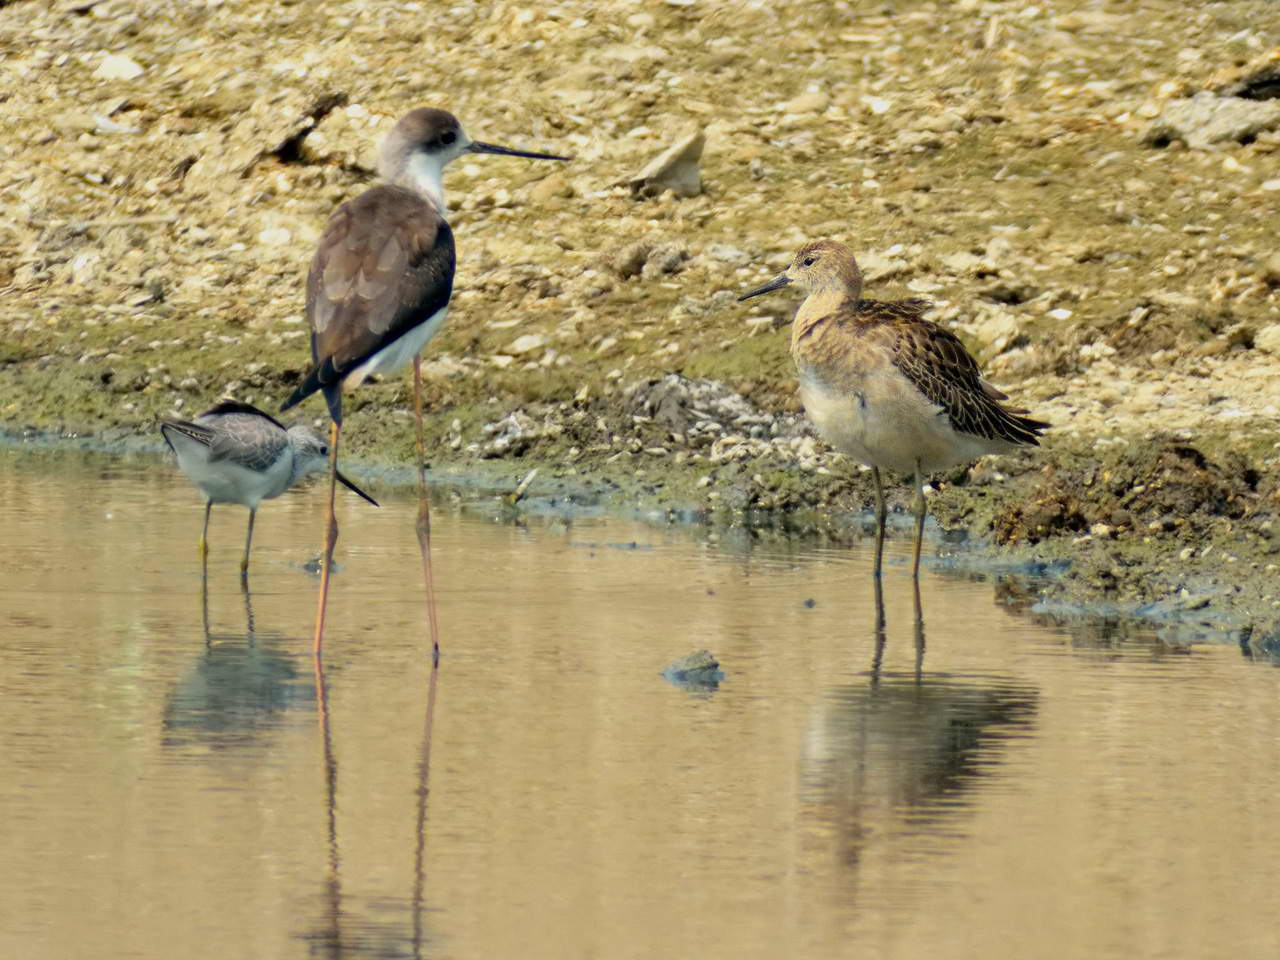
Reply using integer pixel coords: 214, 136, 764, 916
161, 582, 314, 748
802, 577, 1039, 874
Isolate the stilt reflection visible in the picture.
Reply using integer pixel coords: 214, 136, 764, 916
297, 648, 443, 958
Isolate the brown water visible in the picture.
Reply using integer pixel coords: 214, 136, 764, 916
2, 446, 1278, 960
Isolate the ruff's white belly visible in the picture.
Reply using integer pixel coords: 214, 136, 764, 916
799, 368, 1011, 474
346, 307, 448, 388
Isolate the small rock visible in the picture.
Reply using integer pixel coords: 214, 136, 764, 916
972, 309, 1020, 352
71, 253, 100, 285
627, 126, 704, 199
641, 242, 689, 279
602, 237, 689, 280
1254, 324, 1280, 355
530, 174, 572, 203
505, 333, 548, 356
94, 115, 139, 135
785, 89, 830, 114
914, 110, 966, 133
1207, 48, 1280, 100
604, 241, 651, 279
257, 227, 292, 246
94, 54, 145, 81
662, 649, 724, 688
857, 249, 910, 282
705, 243, 751, 266
938, 251, 985, 274
1261, 252, 1280, 286
1142, 92, 1280, 150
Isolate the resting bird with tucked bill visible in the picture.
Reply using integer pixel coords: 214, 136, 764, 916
739, 239, 1048, 578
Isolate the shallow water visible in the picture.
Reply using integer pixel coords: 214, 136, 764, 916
2, 446, 1278, 960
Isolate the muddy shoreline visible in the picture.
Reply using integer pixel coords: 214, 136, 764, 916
5, 399, 1277, 656
3, 1, 1279, 652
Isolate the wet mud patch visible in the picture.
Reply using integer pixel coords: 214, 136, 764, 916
993, 439, 1269, 546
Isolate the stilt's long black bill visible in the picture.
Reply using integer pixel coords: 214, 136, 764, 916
468, 140, 569, 161
336, 469, 379, 506
737, 274, 791, 301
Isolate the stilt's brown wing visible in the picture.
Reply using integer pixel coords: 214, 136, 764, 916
281, 184, 456, 414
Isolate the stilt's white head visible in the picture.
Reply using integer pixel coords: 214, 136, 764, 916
378, 107, 569, 219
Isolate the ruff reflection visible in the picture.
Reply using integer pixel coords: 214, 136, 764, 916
802, 585, 1037, 869
161, 583, 313, 748
869, 576, 928, 686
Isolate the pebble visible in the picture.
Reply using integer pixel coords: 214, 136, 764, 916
628, 127, 704, 199
1253, 324, 1280, 356
94, 54, 145, 81
1261, 253, 1280, 286
1142, 92, 1280, 150
785, 90, 830, 115
530, 174, 572, 204
505, 333, 548, 356
257, 227, 292, 246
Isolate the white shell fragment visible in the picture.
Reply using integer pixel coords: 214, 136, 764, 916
627, 127, 705, 199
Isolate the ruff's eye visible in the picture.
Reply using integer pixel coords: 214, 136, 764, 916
319, 446, 328, 456
440, 130, 457, 146
802, 256, 817, 267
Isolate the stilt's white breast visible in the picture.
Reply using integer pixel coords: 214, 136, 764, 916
345, 307, 449, 388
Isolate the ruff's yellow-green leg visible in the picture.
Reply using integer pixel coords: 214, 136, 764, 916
872, 466, 887, 578
911, 461, 927, 580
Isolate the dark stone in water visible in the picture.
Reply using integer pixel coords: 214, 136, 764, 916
663, 649, 724, 688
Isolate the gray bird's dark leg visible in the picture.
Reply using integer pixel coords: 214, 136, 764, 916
200, 501, 212, 564
241, 507, 256, 582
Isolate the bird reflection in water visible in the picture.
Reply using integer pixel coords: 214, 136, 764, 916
801, 581, 1038, 873
869, 576, 928, 687
299, 641, 442, 960
161, 582, 312, 748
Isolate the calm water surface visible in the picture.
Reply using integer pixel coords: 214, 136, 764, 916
1, 446, 1278, 960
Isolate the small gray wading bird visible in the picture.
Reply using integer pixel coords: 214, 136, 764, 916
277, 107, 567, 650
739, 239, 1048, 578
161, 400, 377, 580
